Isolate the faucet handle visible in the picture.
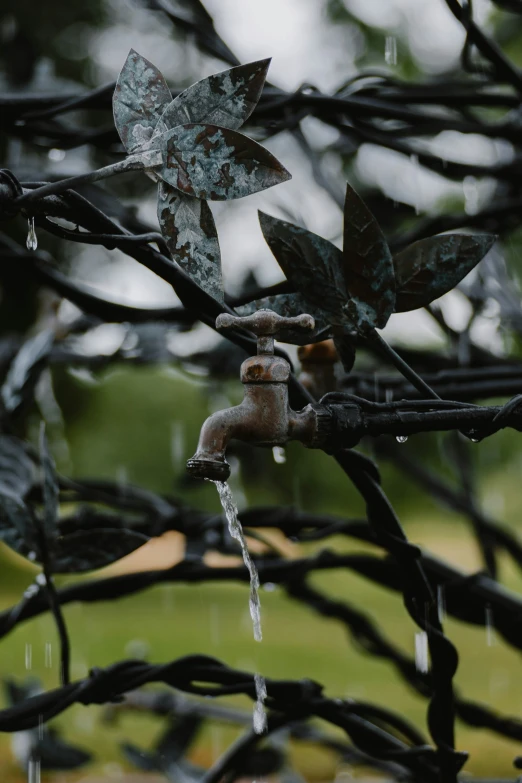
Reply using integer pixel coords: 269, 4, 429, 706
216, 309, 315, 338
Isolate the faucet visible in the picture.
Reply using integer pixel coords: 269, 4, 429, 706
186, 309, 328, 481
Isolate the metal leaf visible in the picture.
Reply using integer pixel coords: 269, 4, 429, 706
258, 212, 347, 324
113, 50, 172, 154
51, 528, 149, 573
160, 59, 270, 131
237, 294, 329, 344
158, 125, 291, 200
39, 424, 58, 543
2, 330, 54, 414
157, 182, 223, 302
393, 234, 497, 312
342, 182, 395, 330
0, 436, 36, 554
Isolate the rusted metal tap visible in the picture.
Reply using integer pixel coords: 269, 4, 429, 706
186, 309, 326, 481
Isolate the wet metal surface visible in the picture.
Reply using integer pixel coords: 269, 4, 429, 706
113, 49, 171, 155
113, 51, 289, 302
342, 182, 395, 331
393, 233, 497, 312
186, 310, 320, 481
157, 183, 223, 303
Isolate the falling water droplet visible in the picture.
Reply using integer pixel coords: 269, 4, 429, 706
26, 218, 38, 251
384, 35, 397, 65
48, 148, 65, 162
385, 388, 393, 403
253, 673, 267, 734
209, 603, 220, 646
263, 582, 277, 593
415, 631, 429, 673
28, 757, 41, 783
272, 446, 286, 464
45, 642, 52, 668
396, 435, 408, 444
25, 643, 32, 670
213, 481, 262, 641
170, 421, 185, 468
437, 585, 446, 624
486, 604, 495, 646
463, 175, 479, 215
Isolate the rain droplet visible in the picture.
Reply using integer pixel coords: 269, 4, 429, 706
437, 585, 446, 624
415, 631, 429, 673
28, 757, 41, 783
486, 604, 495, 646
396, 435, 408, 444
384, 35, 397, 65
124, 639, 150, 660
272, 446, 286, 464
25, 643, 32, 670
468, 430, 480, 443
45, 641, 52, 668
48, 148, 65, 162
26, 217, 38, 251
263, 582, 277, 593
253, 673, 267, 734
463, 175, 479, 215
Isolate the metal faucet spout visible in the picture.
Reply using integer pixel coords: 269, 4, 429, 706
186, 309, 324, 481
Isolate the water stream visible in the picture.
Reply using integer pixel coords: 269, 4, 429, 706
213, 480, 267, 733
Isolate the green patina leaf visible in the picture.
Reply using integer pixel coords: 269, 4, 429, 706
342, 182, 395, 331
394, 234, 497, 312
159, 125, 291, 200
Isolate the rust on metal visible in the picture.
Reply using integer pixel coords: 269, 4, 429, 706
186, 309, 321, 481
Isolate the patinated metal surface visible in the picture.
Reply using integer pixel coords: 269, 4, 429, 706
258, 211, 347, 324
160, 59, 270, 131
236, 293, 328, 344
393, 233, 497, 312
342, 182, 395, 331
157, 182, 223, 303
158, 124, 290, 200
113, 49, 171, 154
187, 309, 319, 482
113, 50, 289, 302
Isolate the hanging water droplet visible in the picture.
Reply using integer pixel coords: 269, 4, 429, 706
45, 641, 52, 668
396, 435, 408, 444
468, 430, 480, 443
26, 217, 38, 251
414, 631, 429, 673
25, 643, 32, 670
486, 604, 495, 646
253, 673, 267, 734
384, 35, 397, 65
437, 585, 446, 624
272, 446, 286, 464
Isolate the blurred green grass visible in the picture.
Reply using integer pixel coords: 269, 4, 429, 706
1, 366, 522, 779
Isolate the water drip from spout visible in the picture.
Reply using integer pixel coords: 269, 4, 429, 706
213, 480, 262, 641
212, 480, 267, 734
